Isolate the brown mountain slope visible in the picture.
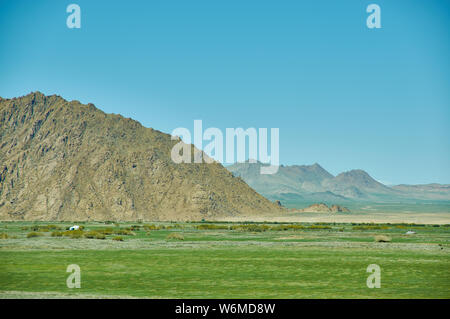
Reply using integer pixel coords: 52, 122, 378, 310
0, 92, 281, 221
294, 203, 350, 213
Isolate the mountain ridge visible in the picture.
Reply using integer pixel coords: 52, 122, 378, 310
0, 92, 282, 221
227, 162, 450, 204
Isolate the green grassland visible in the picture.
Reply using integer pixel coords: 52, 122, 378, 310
0, 221, 449, 298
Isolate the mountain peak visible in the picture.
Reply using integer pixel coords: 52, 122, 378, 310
337, 169, 371, 178
333, 169, 388, 190
6, 91, 46, 100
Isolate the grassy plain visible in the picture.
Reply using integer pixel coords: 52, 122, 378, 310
0, 220, 449, 298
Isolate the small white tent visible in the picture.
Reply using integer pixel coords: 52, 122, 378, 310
69, 225, 80, 231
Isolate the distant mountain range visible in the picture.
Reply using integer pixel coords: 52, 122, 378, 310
227, 161, 450, 206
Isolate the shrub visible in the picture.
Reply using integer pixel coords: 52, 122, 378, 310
84, 231, 100, 239
115, 229, 134, 236
374, 235, 392, 243
0, 233, 9, 239
166, 224, 183, 230
143, 224, 164, 231
271, 225, 305, 231
95, 233, 106, 240
27, 232, 43, 238
112, 236, 123, 241
230, 224, 270, 232
97, 228, 114, 235
30, 224, 62, 232
46, 224, 60, 230
70, 231, 84, 239
82, 231, 106, 239
196, 224, 229, 230
166, 233, 184, 240
31, 226, 47, 232
307, 225, 332, 230
51, 231, 63, 237
353, 225, 389, 230
63, 230, 84, 239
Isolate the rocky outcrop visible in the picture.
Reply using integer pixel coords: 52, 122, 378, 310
330, 204, 350, 213
296, 203, 350, 213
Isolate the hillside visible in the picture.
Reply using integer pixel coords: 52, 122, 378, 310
321, 169, 394, 199
0, 92, 281, 221
227, 162, 333, 195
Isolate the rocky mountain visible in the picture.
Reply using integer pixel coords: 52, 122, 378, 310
227, 162, 450, 205
227, 162, 333, 195
321, 169, 394, 199
0, 92, 281, 221
294, 203, 350, 213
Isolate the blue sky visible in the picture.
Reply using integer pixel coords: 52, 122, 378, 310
0, 0, 449, 184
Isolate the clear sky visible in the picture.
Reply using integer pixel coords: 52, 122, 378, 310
0, 0, 449, 184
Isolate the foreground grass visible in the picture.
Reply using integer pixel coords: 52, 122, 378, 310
0, 221, 449, 298
1, 247, 448, 298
